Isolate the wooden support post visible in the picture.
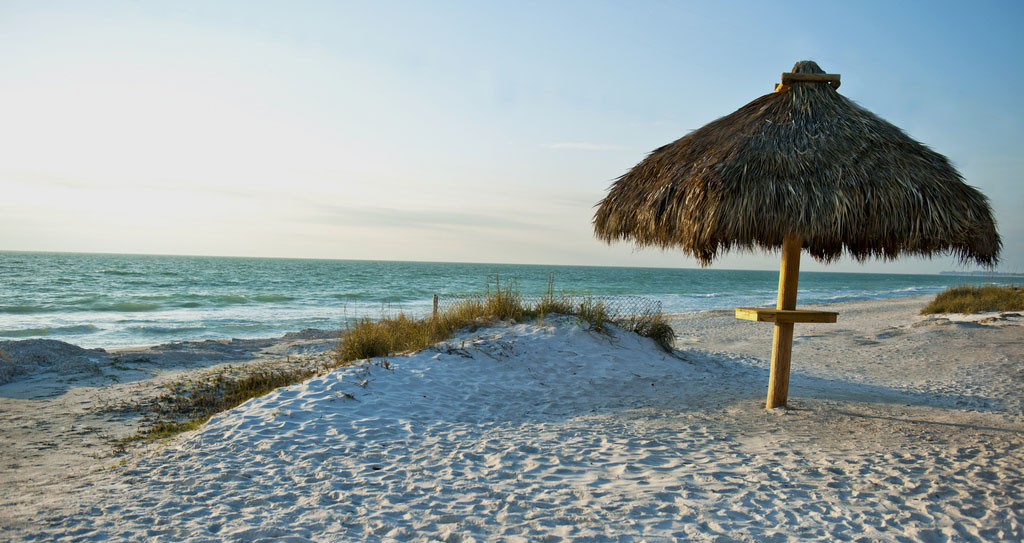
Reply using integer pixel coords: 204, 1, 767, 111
432, 294, 439, 319
766, 235, 802, 409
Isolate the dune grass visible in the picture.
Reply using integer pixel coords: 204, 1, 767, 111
336, 276, 674, 364
618, 312, 676, 352
335, 277, 526, 363
921, 285, 1024, 315
113, 364, 323, 451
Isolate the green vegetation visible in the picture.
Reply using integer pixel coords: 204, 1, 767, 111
335, 277, 526, 363
116, 276, 675, 451
113, 364, 323, 451
921, 285, 1024, 315
618, 312, 676, 352
336, 276, 675, 364
534, 275, 578, 317
335, 313, 452, 363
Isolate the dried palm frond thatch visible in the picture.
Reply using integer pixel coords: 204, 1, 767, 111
593, 60, 1000, 267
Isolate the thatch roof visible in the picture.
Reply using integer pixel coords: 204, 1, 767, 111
593, 60, 1000, 266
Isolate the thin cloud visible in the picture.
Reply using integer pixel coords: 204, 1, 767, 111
303, 203, 548, 232
546, 142, 623, 151
0, 170, 259, 199
628, 120, 675, 128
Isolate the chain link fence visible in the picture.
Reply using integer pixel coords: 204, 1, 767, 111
433, 293, 662, 321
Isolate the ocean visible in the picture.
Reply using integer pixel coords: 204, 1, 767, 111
0, 251, 1015, 349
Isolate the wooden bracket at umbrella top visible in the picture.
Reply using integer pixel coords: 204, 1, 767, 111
774, 72, 841, 92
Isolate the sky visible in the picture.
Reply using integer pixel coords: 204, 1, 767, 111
1, 0, 1022, 274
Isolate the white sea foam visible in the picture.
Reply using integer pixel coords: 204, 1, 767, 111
1, 251, 1016, 348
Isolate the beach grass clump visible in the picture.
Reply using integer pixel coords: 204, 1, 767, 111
533, 275, 577, 317
336, 277, 525, 364
141, 418, 209, 441
574, 296, 609, 331
921, 285, 1024, 315
479, 277, 526, 321
531, 280, 674, 352
335, 276, 675, 367
336, 314, 453, 363
114, 364, 322, 450
619, 313, 676, 352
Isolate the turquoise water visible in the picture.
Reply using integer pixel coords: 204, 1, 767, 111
0, 251, 1015, 348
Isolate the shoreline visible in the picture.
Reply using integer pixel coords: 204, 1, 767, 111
2, 295, 1023, 540
5, 294, 937, 357
2, 285, 1001, 352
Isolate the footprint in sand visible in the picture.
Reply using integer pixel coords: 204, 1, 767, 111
875, 327, 905, 339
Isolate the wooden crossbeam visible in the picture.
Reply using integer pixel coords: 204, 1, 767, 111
734, 307, 838, 324
732, 237, 841, 408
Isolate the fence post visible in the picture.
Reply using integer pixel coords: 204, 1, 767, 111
432, 294, 439, 319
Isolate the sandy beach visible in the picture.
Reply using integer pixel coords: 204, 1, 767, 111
1, 295, 1022, 542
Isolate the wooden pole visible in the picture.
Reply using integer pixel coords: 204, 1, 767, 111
766, 235, 802, 409
432, 294, 439, 319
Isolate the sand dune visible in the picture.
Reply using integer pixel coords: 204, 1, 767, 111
1, 297, 1022, 542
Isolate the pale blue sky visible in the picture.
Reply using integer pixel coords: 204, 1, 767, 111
1, 0, 1021, 273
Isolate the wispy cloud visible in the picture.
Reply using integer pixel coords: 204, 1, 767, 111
546, 142, 623, 151
0, 169, 261, 199
302, 203, 549, 232
628, 120, 675, 128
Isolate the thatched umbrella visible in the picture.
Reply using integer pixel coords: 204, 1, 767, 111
594, 60, 1000, 408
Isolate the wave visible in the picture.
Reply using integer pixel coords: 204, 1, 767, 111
90, 302, 162, 312
0, 305, 51, 314
887, 286, 931, 294
183, 294, 295, 305
126, 325, 208, 335
161, 294, 286, 306
252, 295, 295, 303
818, 286, 938, 303
208, 295, 249, 305
0, 324, 100, 338
95, 269, 144, 276
127, 322, 280, 339
1, 293, 301, 315
331, 293, 373, 301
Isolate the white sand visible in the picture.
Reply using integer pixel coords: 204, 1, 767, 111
1, 297, 1022, 542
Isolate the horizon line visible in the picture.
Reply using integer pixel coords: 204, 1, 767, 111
0, 248, 1012, 277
